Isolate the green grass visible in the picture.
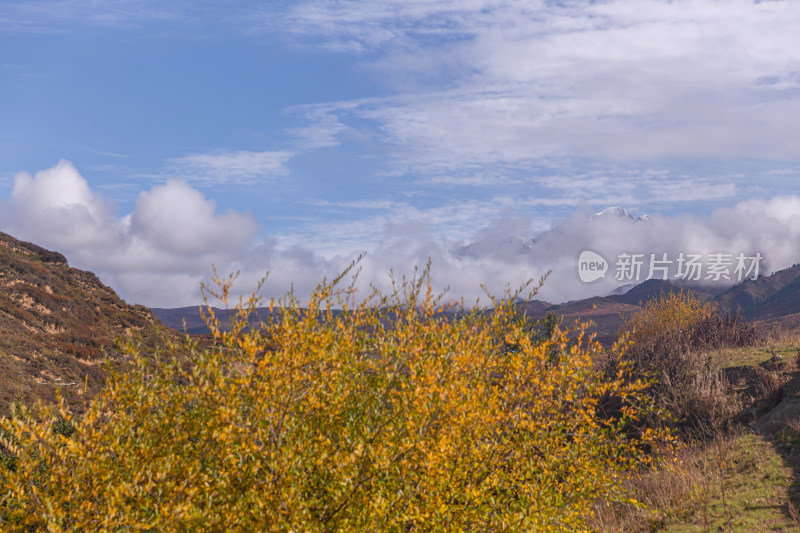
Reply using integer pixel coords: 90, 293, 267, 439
714, 345, 797, 369
664, 433, 796, 532
713, 330, 800, 369
661, 334, 800, 531
663, 333, 800, 531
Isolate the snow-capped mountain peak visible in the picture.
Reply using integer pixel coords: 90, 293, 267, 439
589, 207, 650, 223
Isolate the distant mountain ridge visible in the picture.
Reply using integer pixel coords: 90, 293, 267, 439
153, 264, 800, 345
714, 263, 800, 319
524, 264, 800, 345
150, 306, 288, 335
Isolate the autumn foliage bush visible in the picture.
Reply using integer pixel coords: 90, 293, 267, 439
618, 290, 759, 435
1, 264, 669, 531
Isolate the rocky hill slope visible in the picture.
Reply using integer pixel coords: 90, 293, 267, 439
0, 231, 168, 414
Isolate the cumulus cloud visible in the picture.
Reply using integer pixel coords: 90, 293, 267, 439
4, 160, 118, 249
0, 160, 259, 307
2, 161, 799, 309
128, 180, 256, 257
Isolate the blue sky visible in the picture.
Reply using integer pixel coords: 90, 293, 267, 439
2, 0, 800, 307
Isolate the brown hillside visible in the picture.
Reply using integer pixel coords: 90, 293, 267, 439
715, 263, 800, 318
0, 231, 170, 415
609, 278, 723, 306
548, 297, 642, 346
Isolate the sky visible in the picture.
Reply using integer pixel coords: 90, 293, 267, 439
1, 0, 800, 308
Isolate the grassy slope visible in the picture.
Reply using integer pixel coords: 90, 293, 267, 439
662, 331, 800, 532
593, 329, 800, 531
663, 432, 796, 532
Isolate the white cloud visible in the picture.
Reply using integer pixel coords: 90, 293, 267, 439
239, 193, 800, 308
2, 161, 799, 309
287, 104, 351, 150
0, 160, 260, 307
168, 149, 295, 185
5, 159, 118, 249
276, 0, 800, 192
128, 180, 256, 257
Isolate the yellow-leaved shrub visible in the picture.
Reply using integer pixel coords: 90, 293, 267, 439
624, 290, 713, 347
617, 290, 759, 435
1, 264, 668, 531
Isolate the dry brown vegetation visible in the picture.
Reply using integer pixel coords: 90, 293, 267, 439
613, 290, 762, 437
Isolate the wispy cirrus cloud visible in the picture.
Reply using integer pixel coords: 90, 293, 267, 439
273, 0, 506, 52
0, 0, 187, 32
287, 104, 352, 150
168, 149, 296, 185
266, 0, 800, 205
